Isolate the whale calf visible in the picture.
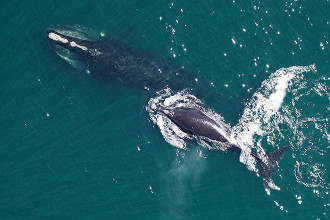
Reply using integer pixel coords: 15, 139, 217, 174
154, 104, 290, 189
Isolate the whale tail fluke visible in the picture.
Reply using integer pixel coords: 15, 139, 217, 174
260, 145, 291, 190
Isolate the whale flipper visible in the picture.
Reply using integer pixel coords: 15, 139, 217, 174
260, 145, 291, 190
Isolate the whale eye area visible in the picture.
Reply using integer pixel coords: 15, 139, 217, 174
48, 32, 68, 44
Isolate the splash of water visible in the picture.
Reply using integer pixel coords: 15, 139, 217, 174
230, 65, 317, 172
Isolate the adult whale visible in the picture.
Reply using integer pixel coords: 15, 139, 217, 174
46, 25, 215, 96
154, 104, 290, 190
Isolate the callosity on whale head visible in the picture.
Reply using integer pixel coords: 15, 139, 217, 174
46, 25, 103, 70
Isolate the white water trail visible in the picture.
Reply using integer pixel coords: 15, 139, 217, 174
230, 64, 317, 173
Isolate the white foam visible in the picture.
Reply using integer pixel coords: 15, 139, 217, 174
231, 64, 316, 171
147, 89, 194, 150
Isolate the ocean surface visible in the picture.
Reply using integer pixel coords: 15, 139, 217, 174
0, 0, 329, 219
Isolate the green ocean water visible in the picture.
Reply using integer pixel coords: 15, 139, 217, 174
0, 0, 329, 219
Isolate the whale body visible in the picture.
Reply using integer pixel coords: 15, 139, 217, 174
155, 104, 290, 189
46, 25, 210, 93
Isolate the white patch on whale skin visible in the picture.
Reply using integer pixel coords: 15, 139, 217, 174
48, 32, 69, 43
70, 41, 88, 51
48, 31, 88, 51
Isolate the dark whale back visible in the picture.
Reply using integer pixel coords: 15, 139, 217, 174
46, 25, 204, 93
159, 107, 228, 143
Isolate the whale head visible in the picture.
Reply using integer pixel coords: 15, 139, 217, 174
46, 25, 103, 70
47, 30, 89, 52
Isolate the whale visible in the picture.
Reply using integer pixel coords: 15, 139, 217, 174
46, 25, 289, 190
46, 25, 214, 95
154, 104, 290, 190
